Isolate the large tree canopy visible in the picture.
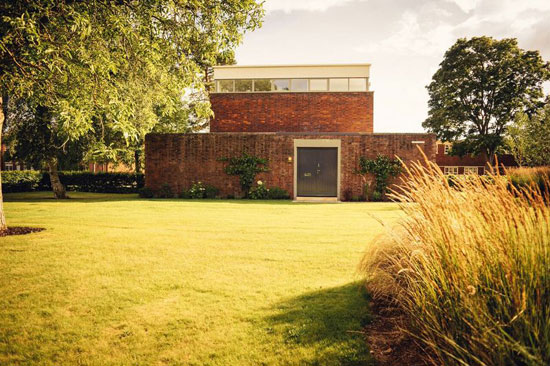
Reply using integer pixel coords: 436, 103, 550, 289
0, 0, 263, 229
423, 36, 550, 163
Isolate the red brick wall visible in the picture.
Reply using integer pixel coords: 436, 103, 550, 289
210, 92, 373, 133
435, 144, 517, 169
145, 132, 436, 198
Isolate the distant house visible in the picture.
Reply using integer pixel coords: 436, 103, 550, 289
86, 162, 135, 173
0, 144, 30, 171
145, 63, 436, 200
436, 142, 517, 175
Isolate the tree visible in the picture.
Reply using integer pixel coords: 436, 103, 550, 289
507, 103, 550, 166
423, 37, 550, 164
0, 0, 264, 230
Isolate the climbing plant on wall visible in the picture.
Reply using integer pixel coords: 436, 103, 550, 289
357, 155, 402, 201
219, 153, 269, 197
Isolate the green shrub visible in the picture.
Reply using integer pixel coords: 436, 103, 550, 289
249, 182, 269, 199
248, 182, 289, 200
156, 183, 174, 198
266, 186, 290, 200
178, 189, 191, 199
138, 187, 154, 198
204, 184, 219, 199
180, 182, 220, 199
188, 181, 206, 199
1, 170, 42, 192
370, 191, 382, 202
362, 160, 550, 366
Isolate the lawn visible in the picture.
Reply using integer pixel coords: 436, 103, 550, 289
0, 192, 402, 366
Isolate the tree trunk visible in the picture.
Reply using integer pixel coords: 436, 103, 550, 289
0, 96, 7, 231
48, 157, 68, 199
134, 149, 141, 173
486, 149, 496, 170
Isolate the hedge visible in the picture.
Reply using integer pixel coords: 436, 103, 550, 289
1, 170, 144, 193
1, 170, 43, 192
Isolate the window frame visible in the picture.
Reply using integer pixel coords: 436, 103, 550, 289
234, 79, 253, 92
443, 166, 459, 175
271, 79, 291, 92
464, 166, 478, 175
213, 77, 370, 93
309, 78, 328, 91
217, 79, 235, 93
290, 79, 308, 92
329, 78, 349, 92
349, 77, 367, 91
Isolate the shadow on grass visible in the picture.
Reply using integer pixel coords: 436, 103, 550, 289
3, 191, 140, 202
3, 192, 322, 205
4, 192, 402, 211
265, 281, 374, 366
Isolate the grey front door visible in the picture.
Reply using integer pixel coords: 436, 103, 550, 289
297, 147, 338, 197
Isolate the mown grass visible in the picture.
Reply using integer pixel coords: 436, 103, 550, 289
1, 192, 402, 366
361, 161, 550, 366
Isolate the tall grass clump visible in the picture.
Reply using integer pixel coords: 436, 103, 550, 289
361, 159, 550, 366
508, 166, 550, 197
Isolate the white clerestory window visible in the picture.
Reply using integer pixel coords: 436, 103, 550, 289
215, 77, 368, 93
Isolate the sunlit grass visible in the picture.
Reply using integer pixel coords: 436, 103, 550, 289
361, 161, 550, 366
0, 192, 402, 365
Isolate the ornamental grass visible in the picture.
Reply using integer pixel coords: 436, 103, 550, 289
361, 159, 550, 366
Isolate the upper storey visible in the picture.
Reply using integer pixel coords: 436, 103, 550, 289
212, 64, 370, 93
210, 64, 373, 133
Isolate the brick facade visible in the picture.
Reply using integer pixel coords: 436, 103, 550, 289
210, 92, 373, 133
435, 144, 517, 173
145, 132, 436, 199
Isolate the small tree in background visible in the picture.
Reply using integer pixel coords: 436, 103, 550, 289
357, 155, 401, 201
423, 36, 550, 164
220, 153, 268, 198
507, 103, 550, 167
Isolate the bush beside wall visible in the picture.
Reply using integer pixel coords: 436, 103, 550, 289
1, 171, 144, 193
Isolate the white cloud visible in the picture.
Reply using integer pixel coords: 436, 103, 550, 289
354, 11, 454, 57
447, 0, 481, 13
355, 0, 550, 58
264, 0, 367, 13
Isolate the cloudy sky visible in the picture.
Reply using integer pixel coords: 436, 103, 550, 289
235, 0, 550, 132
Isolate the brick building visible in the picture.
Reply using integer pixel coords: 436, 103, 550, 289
435, 142, 517, 175
146, 64, 436, 200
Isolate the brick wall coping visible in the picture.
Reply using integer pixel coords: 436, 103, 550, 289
147, 132, 435, 137
211, 91, 374, 95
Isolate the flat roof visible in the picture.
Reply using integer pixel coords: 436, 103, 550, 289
213, 63, 371, 80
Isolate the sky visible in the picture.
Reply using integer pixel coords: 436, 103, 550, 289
235, 0, 550, 132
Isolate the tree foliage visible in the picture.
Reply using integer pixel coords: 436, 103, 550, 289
507, 103, 550, 167
423, 37, 550, 163
0, 0, 263, 223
